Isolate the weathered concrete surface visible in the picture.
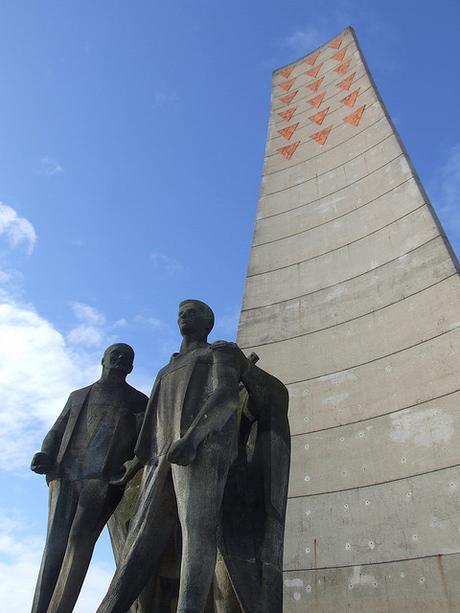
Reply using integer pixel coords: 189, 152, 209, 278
237, 26, 460, 612
283, 554, 460, 613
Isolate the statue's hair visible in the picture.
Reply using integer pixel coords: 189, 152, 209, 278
179, 299, 215, 334
102, 343, 135, 362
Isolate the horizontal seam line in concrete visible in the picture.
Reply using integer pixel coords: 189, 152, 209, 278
272, 63, 365, 113
260, 131, 396, 196
284, 325, 460, 386
239, 273, 458, 351
255, 152, 405, 226
252, 176, 414, 248
283, 551, 460, 573
290, 388, 460, 438
240, 235, 442, 312
246, 203, 428, 278
269, 82, 373, 144
265, 99, 382, 162
273, 45, 359, 92
287, 462, 460, 500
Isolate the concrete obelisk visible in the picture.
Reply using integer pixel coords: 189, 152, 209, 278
237, 26, 460, 612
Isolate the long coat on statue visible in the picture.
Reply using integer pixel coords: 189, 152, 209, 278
108, 343, 290, 613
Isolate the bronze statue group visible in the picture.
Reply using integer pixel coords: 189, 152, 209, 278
31, 300, 290, 613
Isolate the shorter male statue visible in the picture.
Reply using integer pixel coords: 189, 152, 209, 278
31, 343, 148, 613
97, 300, 290, 613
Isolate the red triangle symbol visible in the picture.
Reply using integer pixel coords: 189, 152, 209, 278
328, 36, 343, 49
305, 50, 320, 65
279, 90, 298, 105
306, 63, 323, 78
343, 105, 366, 126
310, 125, 332, 145
341, 88, 360, 107
336, 73, 356, 90
307, 91, 326, 108
279, 66, 295, 78
278, 107, 297, 122
307, 77, 324, 92
278, 122, 300, 140
331, 47, 347, 61
309, 107, 330, 125
277, 140, 300, 160
278, 78, 296, 92
335, 59, 352, 74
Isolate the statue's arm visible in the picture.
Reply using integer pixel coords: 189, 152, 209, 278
167, 343, 245, 465
31, 394, 72, 474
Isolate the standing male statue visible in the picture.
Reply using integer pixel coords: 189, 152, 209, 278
30, 343, 148, 613
97, 300, 290, 613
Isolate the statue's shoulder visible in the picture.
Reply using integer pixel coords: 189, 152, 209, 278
210, 340, 240, 353
125, 383, 149, 409
69, 384, 93, 399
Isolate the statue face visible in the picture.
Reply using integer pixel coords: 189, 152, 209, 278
178, 302, 209, 337
102, 344, 134, 375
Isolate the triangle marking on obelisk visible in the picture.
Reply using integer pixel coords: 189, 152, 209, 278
307, 91, 326, 108
279, 91, 298, 105
278, 107, 297, 122
309, 107, 330, 126
340, 88, 360, 107
343, 105, 366, 127
306, 63, 323, 78
336, 73, 356, 90
335, 59, 352, 74
310, 125, 333, 145
307, 77, 324, 92
328, 36, 343, 49
277, 141, 301, 160
278, 78, 296, 92
331, 47, 347, 61
278, 122, 300, 140
279, 66, 295, 78
305, 50, 320, 65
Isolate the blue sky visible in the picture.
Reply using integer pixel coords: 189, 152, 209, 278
0, 1, 459, 610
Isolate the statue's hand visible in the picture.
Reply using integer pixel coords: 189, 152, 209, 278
31, 452, 53, 475
110, 458, 141, 486
167, 436, 197, 466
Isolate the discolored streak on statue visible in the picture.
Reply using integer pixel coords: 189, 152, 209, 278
100, 300, 291, 613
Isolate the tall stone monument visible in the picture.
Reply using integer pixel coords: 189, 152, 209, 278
237, 26, 460, 612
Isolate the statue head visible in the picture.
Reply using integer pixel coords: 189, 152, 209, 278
178, 299, 215, 339
101, 343, 134, 377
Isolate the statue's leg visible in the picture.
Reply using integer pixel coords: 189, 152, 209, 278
97, 460, 178, 613
46, 479, 124, 613
31, 479, 79, 613
172, 444, 232, 613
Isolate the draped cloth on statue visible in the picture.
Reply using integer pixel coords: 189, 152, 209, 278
108, 350, 290, 613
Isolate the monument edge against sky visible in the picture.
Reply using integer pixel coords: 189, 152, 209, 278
237, 25, 460, 612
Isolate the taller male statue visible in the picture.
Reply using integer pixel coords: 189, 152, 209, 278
97, 300, 290, 613
30, 343, 148, 613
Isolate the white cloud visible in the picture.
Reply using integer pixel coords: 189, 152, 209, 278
152, 92, 178, 109
150, 252, 183, 277
67, 324, 105, 348
282, 26, 325, 55
0, 299, 100, 470
214, 306, 240, 340
0, 204, 37, 255
0, 508, 114, 612
430, 143, 460, 252
38, 156, 64, 176
71, 302, 106, 326
67, 302, 108, 348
